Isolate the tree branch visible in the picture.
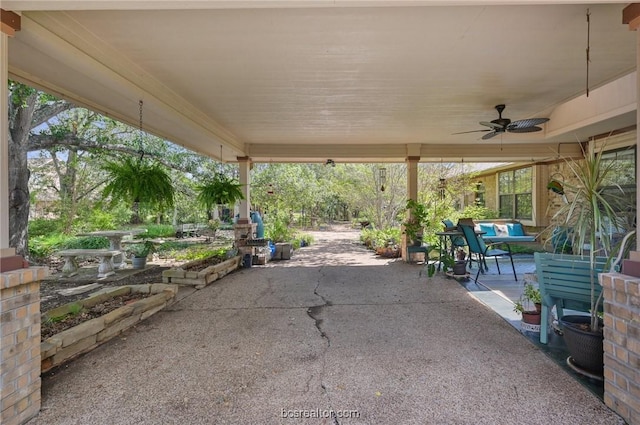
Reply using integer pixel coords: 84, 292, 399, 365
31, 102, 75, 129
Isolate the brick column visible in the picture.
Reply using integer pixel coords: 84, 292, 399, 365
600, 272, 640, 425
1, 267, 48, 425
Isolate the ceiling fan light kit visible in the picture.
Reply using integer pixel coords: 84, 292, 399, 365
454, 104, 550, 140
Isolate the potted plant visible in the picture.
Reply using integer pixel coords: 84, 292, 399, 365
551, 141, 632, 375
126, 240, 156, 269
513, 282, 542, 326
403, 199, 429, 246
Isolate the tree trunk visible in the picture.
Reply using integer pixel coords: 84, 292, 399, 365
8, 92, 37, 258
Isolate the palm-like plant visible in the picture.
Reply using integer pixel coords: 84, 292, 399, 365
552, 142, 631, 332
196, 173, 244, 213
102, 156, 175, 223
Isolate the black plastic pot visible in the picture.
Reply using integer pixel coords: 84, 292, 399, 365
559, 315, 604, 375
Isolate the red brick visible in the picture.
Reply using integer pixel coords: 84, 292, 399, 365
615, 318, 629, 334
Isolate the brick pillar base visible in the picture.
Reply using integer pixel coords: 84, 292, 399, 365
601, 272, 640, 425
1, 266, 48, 425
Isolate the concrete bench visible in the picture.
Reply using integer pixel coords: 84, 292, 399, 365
57, 249, 121, 278
534, 252, 607, 344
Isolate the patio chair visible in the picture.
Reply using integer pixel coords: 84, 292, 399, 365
458, 223, 518, 282
442, 219, 467, 249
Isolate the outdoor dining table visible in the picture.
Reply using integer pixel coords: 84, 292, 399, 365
435, 229, 485, 271
76, 229, 146, 268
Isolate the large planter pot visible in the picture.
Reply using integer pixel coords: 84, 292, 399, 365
560, 315, 604, 375
131, 256, 147, 269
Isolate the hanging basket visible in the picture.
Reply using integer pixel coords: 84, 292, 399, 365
547, 179, 565, 195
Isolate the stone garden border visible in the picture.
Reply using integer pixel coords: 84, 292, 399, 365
40, 283, 178, 373
161, 255, 242, 289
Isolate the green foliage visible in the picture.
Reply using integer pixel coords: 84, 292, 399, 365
29, 234, 108, 260
551, 143, 634, 332
298, 233, 315, 246
403, 199, 429, 242
169, 246, 230, 262
140, 224, 176, 239
265, 209, 296, 243
514, 283, 541, 313
360, 227, 401, 250
63, 236, 110, 250
196, 174, 244, 210
460, 205, 499, 220
126, 240, 157, 258
29, 219, 64, 237
101, 156, 175, 213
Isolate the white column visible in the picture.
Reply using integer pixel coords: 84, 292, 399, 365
406, 156, 419, 204
0, 33, 12, 255
238, 157, 251, 221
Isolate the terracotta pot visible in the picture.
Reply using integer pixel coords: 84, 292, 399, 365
522, 311, 541, 325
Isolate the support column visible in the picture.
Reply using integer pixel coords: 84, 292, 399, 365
1, 11, 44, 425
402, 155, 420, 261
1, 31, 10, 254
601, 8, 640, 425
237, 157, 251, 224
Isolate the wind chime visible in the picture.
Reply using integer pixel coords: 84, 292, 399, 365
379, 167, 386, 192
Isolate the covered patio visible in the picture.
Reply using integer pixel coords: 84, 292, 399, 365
2, 1, 640, 424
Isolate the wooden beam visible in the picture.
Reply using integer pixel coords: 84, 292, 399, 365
0, 10, 20, 36
623, 4, 640, 31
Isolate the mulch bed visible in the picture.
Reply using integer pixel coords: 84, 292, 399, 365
41, 292, 148, 340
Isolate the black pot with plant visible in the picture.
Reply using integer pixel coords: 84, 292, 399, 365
551, 141, 635, 376
126, 240, 156, 269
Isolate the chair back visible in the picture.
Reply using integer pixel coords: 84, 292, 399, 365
443, 219, 466, 247
442, 219, 455, 228
459, 223, 486, 254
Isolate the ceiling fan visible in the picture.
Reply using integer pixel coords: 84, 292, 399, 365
454, 104, 549, 140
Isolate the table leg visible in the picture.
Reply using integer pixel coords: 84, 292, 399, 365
61, 255, 79, 277
107, 236, 126, 269
97, 255, 115, 278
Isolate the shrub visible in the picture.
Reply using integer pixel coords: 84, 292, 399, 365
29, 219, 64, 237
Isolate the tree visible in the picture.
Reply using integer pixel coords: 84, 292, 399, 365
8, 82, 73, 257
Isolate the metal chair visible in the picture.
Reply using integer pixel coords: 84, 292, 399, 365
458, 223, 518, 282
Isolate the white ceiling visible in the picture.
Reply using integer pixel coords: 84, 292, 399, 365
5, 1, 638, 163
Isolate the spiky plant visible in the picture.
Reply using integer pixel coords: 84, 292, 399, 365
552, 142, 630, 332
101, 156, 175, 223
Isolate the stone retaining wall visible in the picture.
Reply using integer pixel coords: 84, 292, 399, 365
601, 272, 640, 425
162, 255, 241, 289
40, 284, 178, 373
1, 266, 48, 425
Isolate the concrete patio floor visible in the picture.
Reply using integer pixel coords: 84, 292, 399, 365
29, 226, 623, 424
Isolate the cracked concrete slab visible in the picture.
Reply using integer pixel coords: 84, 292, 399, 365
30, 224, 624, 424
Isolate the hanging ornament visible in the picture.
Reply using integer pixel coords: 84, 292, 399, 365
379, 167, 387, 192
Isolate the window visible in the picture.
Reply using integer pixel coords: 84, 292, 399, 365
498, 167, 532, 219
599, 147, 636, 218
474, 181, 485, 207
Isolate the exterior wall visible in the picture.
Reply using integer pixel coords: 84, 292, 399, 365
1, 267, 48, 425
601, 272, 640, 425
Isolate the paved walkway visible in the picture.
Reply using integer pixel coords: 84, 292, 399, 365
30, 226, 623, 424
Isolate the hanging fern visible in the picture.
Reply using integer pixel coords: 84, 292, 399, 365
101, 156, 175, 217
196, 174, 244, 211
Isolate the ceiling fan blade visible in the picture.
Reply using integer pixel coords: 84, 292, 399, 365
481, 131, 500, 140
508, 126, 543, 134
452, 129, 491, 135
508, 118, 549, 129
479, 121, 503, 130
